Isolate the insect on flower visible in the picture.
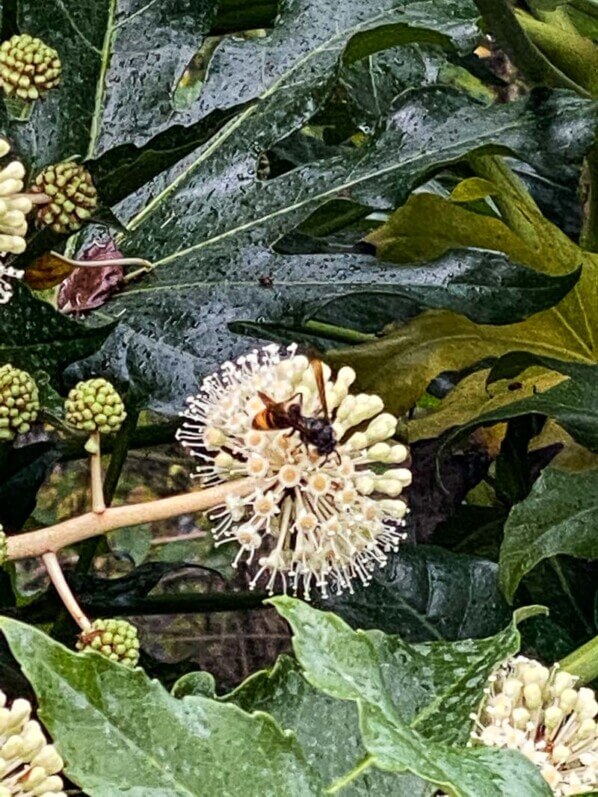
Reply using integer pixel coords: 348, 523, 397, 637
176, 344, 412, 600
252, 358, 339, 460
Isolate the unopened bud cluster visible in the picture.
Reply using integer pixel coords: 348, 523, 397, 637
0, 690, 65, 796
32, 162, 97, 233
0, 34, 61, 101
65, 378, 125, 434
0, 364, 39, 440
472, 656, 598, 795
77, 618, 140, 667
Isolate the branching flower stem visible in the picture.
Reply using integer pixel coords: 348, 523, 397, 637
6, 477, 259, 561
42, 551, 91, 631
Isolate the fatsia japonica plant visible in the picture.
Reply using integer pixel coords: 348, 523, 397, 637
0, 0, 598, 794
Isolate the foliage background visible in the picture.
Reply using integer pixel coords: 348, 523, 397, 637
0, 0, 597, 794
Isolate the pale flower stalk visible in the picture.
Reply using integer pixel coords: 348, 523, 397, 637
177, 344, 411, 600
470, 656, 598, 795
0, 690, 65, 796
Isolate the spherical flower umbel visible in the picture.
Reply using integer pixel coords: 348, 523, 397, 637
0, 34, 61, 101
0, 689, 66, 796
76, 618, 140, 667
65, 378, 126, 435
0, 364, 39, 441
471, 656, 598, 795
176, 344, 411, 600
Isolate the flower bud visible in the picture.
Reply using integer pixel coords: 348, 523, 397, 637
32, 162, 97, 233
65, 378, 126, 435
0, 34, 61, 100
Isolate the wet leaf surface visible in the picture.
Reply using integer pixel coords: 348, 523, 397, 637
0, 282, 115, 385
272, 597, 551, 796
322, 545, 510, 640
226, 655, 433, 796
499, 467, 598, 601
0, 617, 322, 796
82, 88, 597, 411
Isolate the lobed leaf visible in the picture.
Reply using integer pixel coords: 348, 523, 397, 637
271, 597, 551, 796
0, 617, 322, 797
499, 467, 598, 601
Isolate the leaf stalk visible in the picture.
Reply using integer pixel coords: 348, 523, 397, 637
560, 635, 598, 685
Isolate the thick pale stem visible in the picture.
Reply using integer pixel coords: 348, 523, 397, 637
89, 432, 106, 514
42, 552, 91, 631
7, 478, 258, 561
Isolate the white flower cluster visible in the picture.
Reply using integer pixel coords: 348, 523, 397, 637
177, 344, 410, 599
0, 137, 31, 304
0, 691, 65, 796
472, 656, 598, 795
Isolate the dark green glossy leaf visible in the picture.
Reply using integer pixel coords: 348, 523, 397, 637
500, 467, 598, 601
271, 597, 551, 796
83, 88, 598, 412
322, 545, 510, 641
6, 0, 217, 166
226, 655, 433, 796
303, 251, 580, 328
0, 283, 114, 385
0, 617, 322, 796
0, 442, 60, 529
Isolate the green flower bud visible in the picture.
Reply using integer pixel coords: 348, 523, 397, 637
77, 618, 140, 667
0, 526, 6, 566
0, 363, 39, 440
0, 34, 61, 100
31, 162, 97, 233
64, 378, 126, 434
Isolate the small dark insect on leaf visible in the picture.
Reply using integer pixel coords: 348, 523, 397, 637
258, 273, 274, 288
508, 382, 523, 391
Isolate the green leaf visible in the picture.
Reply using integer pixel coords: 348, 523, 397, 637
107, 525, 152, 567
328, 155, 598, 416
407, 365, 567, 441
321, 545, 510, 641
271, 597, 551, 796
226, 655, 433, 796
365, 193, 538, 266
499, 467, 598, 601
86, 87, 597, 411
0, 617, 322, 797
0, 283, 115, 384
304, 250, 580, 329
452, 361, 598, 452
7, 0, 218, 166
0, 442, 60, 529
339, 43, 493, 132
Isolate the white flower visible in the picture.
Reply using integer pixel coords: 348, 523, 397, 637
0, 690, 66, 796
470, 656, 598, 795
177, 344, 410, 600
0, 137, 32, 304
